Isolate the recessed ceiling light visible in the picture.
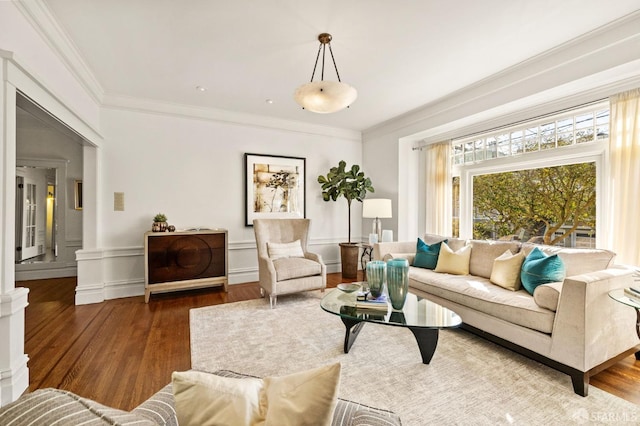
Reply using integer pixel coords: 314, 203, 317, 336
196, 86, 207, 92
265, 99, 274, 104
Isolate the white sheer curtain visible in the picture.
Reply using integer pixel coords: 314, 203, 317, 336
424, 141, 452, 236
608, 88, 640, 266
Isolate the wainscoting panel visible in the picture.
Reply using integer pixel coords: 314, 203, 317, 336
75, 238, 347, 304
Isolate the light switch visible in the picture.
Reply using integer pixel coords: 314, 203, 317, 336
114, 192, 125, 211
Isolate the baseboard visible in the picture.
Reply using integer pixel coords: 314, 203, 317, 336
0, 355, 29, 407
15, 265, 77, 281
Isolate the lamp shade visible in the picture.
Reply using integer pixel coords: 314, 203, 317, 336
294, 81, 357, 113
362, 199, 392, 218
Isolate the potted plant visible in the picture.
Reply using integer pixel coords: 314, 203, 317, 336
318, 160, 374, 278
152, 213, 168, 232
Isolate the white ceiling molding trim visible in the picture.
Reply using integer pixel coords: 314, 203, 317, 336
14, 0, 105, 104
2, 51, 103, 146
102, 93, 362, 141
363, 10, 640, 141
411, 63, 640, 147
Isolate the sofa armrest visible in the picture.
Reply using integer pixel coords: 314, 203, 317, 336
550, 266, 639, 371
373, 241, 416, 261
132, 384, 178, 425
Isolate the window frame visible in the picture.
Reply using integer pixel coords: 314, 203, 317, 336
453, 141, 607, 245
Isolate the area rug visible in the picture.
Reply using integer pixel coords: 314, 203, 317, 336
190, 290, 639, 425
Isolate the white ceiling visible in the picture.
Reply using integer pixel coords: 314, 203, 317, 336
43, 0, 640, 132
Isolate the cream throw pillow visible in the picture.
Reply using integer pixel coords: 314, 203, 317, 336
172, 363, 341, 426
533, 281, 563, 311
434, 242, 471, 275
490, 250, 525, 291
267, 240, 304, 259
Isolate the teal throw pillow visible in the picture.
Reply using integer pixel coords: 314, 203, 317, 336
520, 247, 566, 295
413, 238, 446, 270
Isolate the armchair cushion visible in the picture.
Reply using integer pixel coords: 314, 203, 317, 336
267, 240, 305, 259
274, 257, 323, 281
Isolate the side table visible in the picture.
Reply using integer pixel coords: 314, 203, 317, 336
608, 288, 640, 360
358, 243, 373, 278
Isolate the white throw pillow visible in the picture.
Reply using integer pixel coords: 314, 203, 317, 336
172, 363, 341, 426
434, 242, 471, 275
490, 250, 525, 291
267, 240, 305, 259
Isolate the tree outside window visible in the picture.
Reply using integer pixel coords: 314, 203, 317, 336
471, 163, 596, 247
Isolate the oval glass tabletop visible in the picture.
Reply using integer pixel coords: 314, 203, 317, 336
609, 288, 640, 310
321, 286, 462, 329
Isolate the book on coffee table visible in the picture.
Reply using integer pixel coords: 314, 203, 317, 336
355, 294, 389, 311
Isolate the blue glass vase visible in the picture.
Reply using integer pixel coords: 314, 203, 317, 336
366, 260, 386, 298
386, 258, 409, 310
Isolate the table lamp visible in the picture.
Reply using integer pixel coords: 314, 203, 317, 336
362, 199, 392, 243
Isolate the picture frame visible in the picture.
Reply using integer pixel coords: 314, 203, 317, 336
244, 153, 306, 226
74, 180, 83, 210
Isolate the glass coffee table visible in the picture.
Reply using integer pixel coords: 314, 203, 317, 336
608, 288, 640, 339
321, 284, 462, 364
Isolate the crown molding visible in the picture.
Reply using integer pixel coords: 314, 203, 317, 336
102, 93, 362, 141
13, 0, 105, 104
363, 10, 640, 142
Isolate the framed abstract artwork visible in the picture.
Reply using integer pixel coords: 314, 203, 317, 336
244, 153, 306, 226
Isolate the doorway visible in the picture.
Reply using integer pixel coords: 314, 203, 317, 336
15, 167, 58, 264
15, 95, 83, 280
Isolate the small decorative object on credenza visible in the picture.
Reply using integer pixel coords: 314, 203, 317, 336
366, 260, 386, 298
152, 213, 169, 232
387, 258, 409, 310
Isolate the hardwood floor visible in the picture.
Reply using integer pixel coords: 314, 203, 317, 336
18, 274, 640, 411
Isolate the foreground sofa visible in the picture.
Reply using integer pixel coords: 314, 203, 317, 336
374, 235, 640, 396
0, 370, 402, 425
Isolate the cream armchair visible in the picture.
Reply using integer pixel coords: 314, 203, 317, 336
253, 218, 326, 308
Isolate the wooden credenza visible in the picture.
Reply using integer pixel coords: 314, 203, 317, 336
144, 229, 228, 303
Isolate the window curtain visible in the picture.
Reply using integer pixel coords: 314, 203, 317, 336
608, 88, 640, 266
424, 141, 452, 236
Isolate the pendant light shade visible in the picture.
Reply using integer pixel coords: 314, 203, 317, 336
294, 33, 357, 113
294, 81, 357, 114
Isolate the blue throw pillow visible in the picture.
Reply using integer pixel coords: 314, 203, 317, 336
413, 238, 446, 269
520, 247, 566, 295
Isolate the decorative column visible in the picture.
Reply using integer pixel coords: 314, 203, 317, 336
0, 54, 30, 406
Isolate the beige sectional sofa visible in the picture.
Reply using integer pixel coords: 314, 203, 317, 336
374, 235, 640, 396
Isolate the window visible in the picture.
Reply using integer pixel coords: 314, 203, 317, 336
471, 164, 596, 247
451, 102, 607, 248
451, 106, 609, 166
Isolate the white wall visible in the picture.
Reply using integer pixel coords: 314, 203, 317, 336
75, 106, 363, 302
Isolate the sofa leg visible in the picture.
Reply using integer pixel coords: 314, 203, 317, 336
570, 372, 589, 397
269, 294, 277, 309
